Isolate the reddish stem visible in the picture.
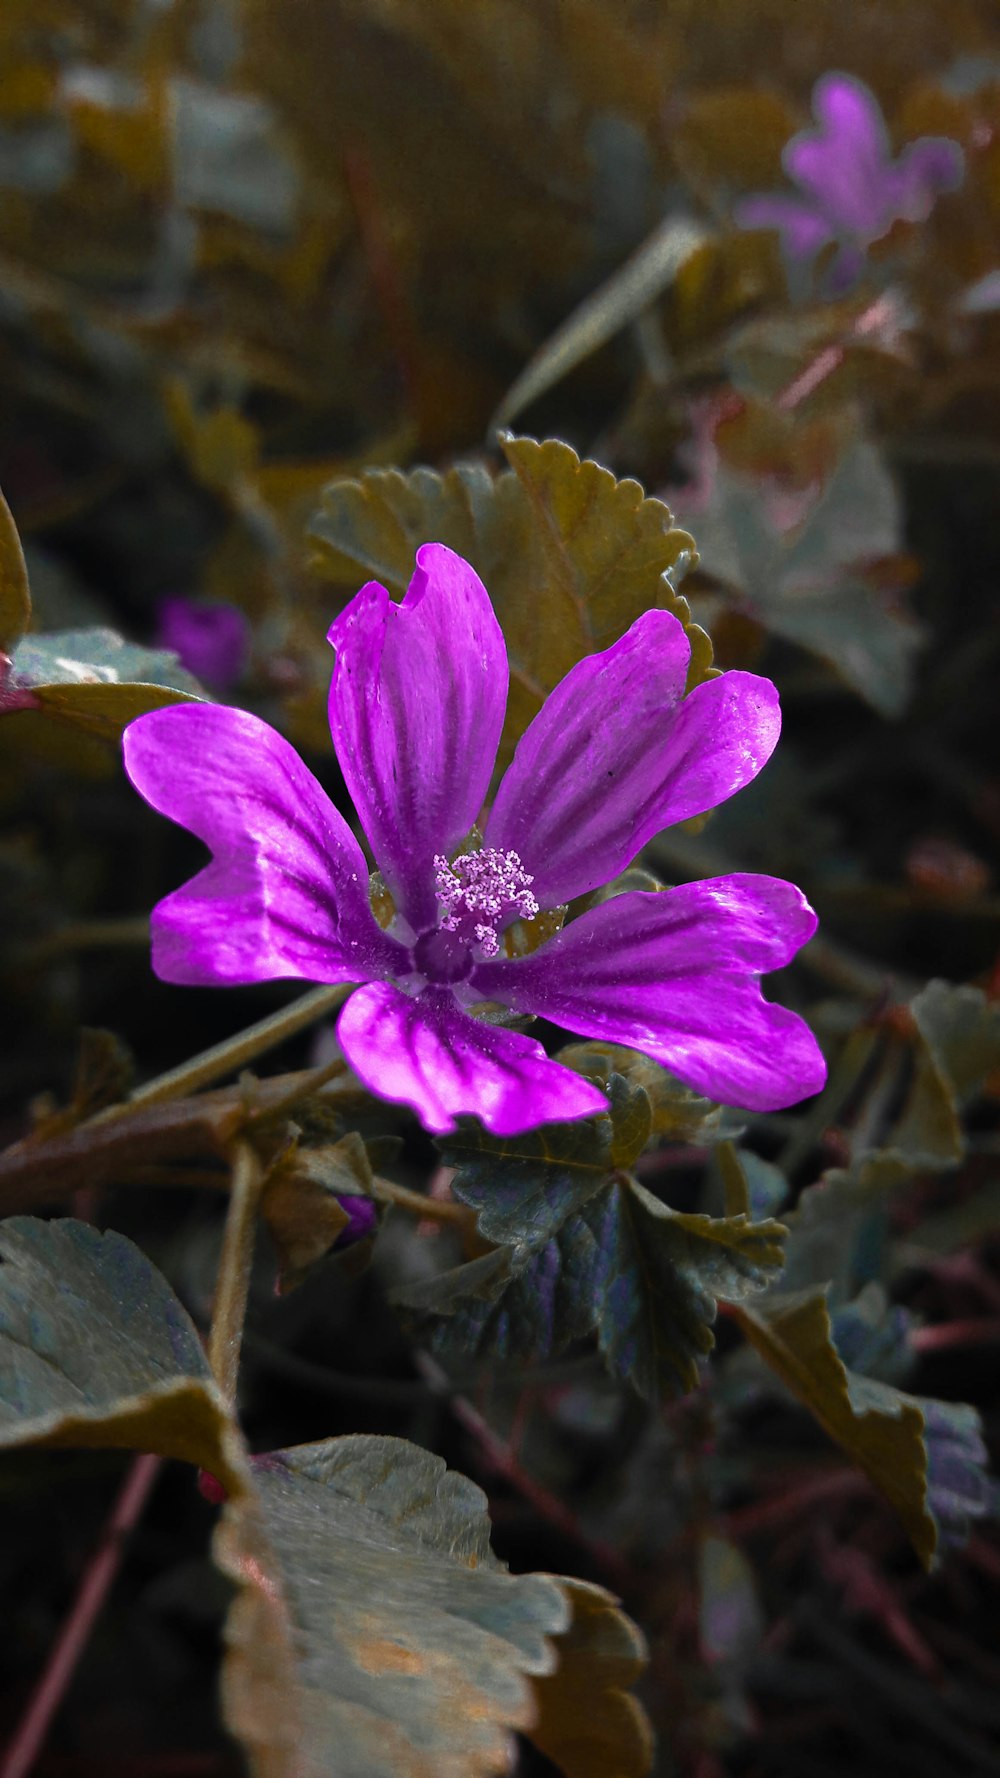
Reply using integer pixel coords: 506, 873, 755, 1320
910, 1316, 1000, 1352
776, 343, 846, 411
414, 1352, 633, 1591
722, 1467, 868, 1538
0, 1454, 162, 1778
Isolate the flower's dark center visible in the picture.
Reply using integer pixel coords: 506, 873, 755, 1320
412, 926, 474, 984
433, 847, 539, 960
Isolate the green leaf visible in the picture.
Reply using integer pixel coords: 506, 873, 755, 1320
909, 978, 1000, 1105
0, 485, 31, 652
686, 440, 922, 715
780, 1153, 907, 1301
0, 1217, 248, 1496
5, 626, 203, 741
215, 1435, 571, 1778
828, 1009, 968, 1173
400, 1175, 786, 1400
440, 1084, 618, 1252
310, 434, 706, 774
559, 1040, 743, 1146
0, 1222, 652, 1775
729, 1288, 936, 1566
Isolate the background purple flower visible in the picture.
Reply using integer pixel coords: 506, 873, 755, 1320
124, 543, 826, 1135
737, 72, 964, 290
155, 597, 249, 691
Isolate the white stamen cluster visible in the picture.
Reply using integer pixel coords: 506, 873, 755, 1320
433, 847, 539, 958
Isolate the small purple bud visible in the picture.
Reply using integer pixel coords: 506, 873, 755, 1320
155, 597, 249, 690
334, 1194, 379, 1249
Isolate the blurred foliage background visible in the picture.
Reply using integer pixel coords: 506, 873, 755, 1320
2, 2, 1000, 1775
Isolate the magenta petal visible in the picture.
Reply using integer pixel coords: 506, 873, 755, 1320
473, 876, 826, 1112
327, 543, 508, 933
787, 74, 890, 236
891, 137, 965, 221
155, 598, 248, 690
735, 194, 835, 259
336, 982, 609, 1135
485, 611, 780, 908
123, 704, 407, 987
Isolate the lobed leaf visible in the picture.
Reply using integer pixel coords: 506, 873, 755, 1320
400, 1174, 786, 1399
0, 1217, 248, 1496
526, 1577, 653, 1778
216, 1435, 569, 1778
909, 978, 1000, 1106
310, 434, 706, 774
0, 1219, 651, 1774
729, 1288, 936, 1566
559, 1039, 744, 1146
685, 439, 923, 715
5, 626, 203, 741
440, 1083, 618, 1253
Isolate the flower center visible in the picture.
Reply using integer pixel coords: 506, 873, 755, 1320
432, 847, 539, 960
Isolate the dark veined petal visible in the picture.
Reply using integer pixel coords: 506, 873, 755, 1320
473, 876, 826, 1112
327, 543, 508, 934
123, 704, 407, 987
484, 610, 780, 909
336, 982, 608, 1136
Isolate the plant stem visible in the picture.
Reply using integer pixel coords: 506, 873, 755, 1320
96, 983, 353, 1122
372, 1177, 471, 1226
0, 1452, 161, 1778
244, 1053, 348, 1126
208, 1141, 266, 1406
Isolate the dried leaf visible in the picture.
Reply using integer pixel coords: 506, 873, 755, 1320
527, 1578, 653, 1778
261, 1130, 379, 1292
0, 1217, 248, 1496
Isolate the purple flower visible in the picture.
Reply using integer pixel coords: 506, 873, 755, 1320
123, 544, 826, 1135
155, 597, 249, 690
736, 72, 964, 290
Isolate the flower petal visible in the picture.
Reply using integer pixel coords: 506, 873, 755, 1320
786, 74, 890, 236
336, 982, 609, 1136
327, 543, 508, 933
735, 194, 835, 260
473, 876, 826, 1112
891, 136, 964, 223
484, 610, 780, 908
123, 704, 406, 987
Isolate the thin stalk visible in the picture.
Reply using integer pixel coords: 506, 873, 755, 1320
0, 1453, 161, 1778
94, 983, 353, 1123
208, 1141, 266, 1406
372, 1176, 472, 1226
244, 1054, 348, 1126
